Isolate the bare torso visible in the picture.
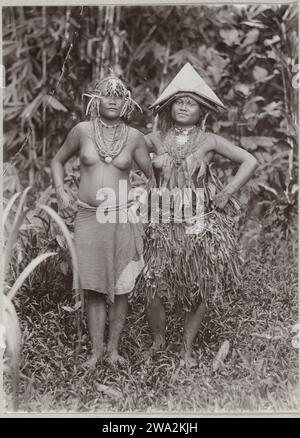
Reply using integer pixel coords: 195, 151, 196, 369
146, 130, 215, 175
77, 121, 138, 206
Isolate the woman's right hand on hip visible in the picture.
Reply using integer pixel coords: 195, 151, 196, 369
56, 186, 74, 218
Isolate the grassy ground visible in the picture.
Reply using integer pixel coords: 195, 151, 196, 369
4, 221, 299, 414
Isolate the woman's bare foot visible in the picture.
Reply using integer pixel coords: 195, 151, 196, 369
180, 350, 197, 368
107, 351, 127, 366
83, 347, 104, 370
83, 354, 101, 370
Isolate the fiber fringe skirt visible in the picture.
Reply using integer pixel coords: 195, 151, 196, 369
137, 174, 243, 312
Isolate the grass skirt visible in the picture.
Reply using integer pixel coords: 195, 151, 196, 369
138, 168, 242, 311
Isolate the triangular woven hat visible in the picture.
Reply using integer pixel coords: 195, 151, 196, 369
150, 62, 226, 113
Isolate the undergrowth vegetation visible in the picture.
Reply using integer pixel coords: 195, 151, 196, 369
4, 216, 298, 413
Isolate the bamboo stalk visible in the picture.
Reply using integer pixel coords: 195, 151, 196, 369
153, 41, 171, 132
28, 119, 35, 187
281, 63, 294, 204
114, 6, 121, 70
95, 6, 103, 81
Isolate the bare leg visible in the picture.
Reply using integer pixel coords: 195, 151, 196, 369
85, 290, 106, 368
181, 298, 206, 366
107, 294, 128, 365
146, 296, 166, 354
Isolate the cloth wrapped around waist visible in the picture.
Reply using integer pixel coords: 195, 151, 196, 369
73, 199, 144, 303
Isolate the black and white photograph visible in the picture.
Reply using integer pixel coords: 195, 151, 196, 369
2, 1, 299, 414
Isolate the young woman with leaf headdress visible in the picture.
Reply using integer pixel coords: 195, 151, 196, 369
51, 73, 153, 368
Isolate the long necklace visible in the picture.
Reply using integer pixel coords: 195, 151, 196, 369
163, 126, 201, 165
93, 117, 129, 163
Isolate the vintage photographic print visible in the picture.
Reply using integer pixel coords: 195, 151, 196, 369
1, 1, 298, 415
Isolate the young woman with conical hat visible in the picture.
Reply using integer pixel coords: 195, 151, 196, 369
142, 63, 258, 366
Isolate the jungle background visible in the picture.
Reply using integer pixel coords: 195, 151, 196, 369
2, 4, 299, 412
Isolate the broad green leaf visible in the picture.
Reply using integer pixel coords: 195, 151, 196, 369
243, 29, 259, 46
219, 28, 240, 46
234, 83, 251, 96
291, 184, 298, 195
4, 187, 31, 275
262, 101, 282, 118
253, 66, 268, 82
258, 183, 278, 196
212, 340, 230, 372
20, 94, 43, 119
44, 95, 68, 112
7, 252, 56, 301
3, 192, 21, 227
264, 35, 280, 46
242, 20, 266, 29
94, 382, 123, 399
62, 305, 74, 312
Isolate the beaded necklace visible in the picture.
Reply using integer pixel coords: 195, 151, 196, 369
93, 117, 128, 163
163, 126, 201, 165
98, 117, 119, 129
